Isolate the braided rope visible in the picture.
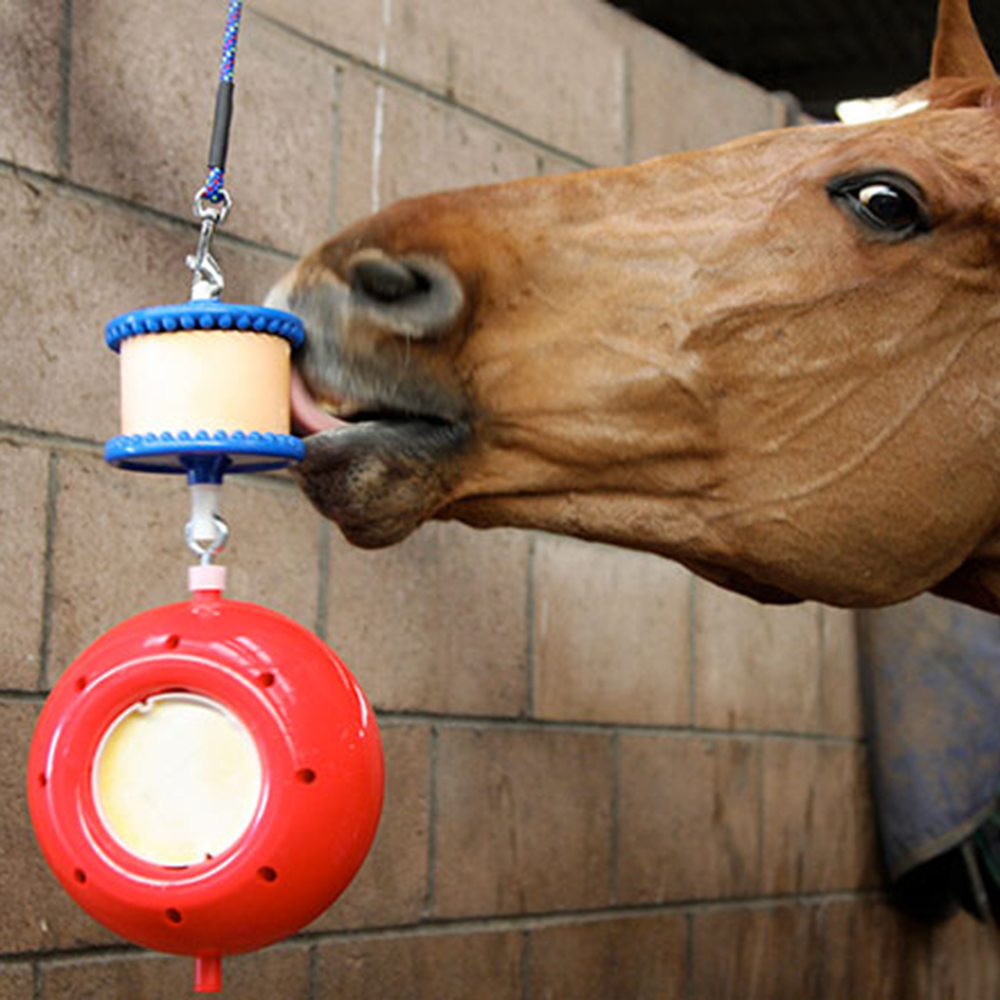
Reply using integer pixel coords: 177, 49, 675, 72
204, 0, 243, 203
219, 0, 242, 84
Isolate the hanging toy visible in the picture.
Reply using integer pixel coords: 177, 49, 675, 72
26, 3, 384, 992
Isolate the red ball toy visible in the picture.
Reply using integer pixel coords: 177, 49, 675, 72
27, 580, 383, 992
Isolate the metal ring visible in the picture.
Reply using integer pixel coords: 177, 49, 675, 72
184, 514, 230, 565
193, 188, 233, 225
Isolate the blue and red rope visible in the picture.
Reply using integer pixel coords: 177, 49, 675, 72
203, 0, 243, 204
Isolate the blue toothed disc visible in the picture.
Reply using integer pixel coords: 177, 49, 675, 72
105, 300, 304, 353
105, 430, 305, 478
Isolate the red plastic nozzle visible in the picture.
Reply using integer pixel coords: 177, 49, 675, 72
195, 953, 223, 993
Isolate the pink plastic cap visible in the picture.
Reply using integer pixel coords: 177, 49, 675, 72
188, 565, 228, 593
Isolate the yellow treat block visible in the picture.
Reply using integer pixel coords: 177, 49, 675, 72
120, 331, 291, 437
93, 693, 263, 867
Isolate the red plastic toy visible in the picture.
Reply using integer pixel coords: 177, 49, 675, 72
27, 571, 383, 992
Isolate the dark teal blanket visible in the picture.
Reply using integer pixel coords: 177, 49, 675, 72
860, 595, 1000, 920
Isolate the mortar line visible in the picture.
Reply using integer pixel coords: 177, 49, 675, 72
0, 421, 101, 454
523, 534, 537, 719
622, 44, 634, 165
329, 66, 344, 233
756, 735, 766, 895
610, 729, 621, 904
38, 452, 61, 690
314, 520, 332, 641
422, 725, 440, 918
375, 709, 865, 745
0, 160, 298, 265
308, 941, 319, 1000
0, 690, 48, 703
256, 886, 885, 944
0, 426, 302, 502
369, 0, 392, 214
687, 573, 698, 726
17, 886, 887, 970
683, 912, 695, 1000
371, 81, 387, 213
520, 929, 532, 1000
57, 0, 73, 176
1, 944, 141, 968
817, 606, 829, 737
250, 11, 595, 170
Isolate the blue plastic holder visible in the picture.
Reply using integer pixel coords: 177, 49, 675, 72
104, 301, 306, 481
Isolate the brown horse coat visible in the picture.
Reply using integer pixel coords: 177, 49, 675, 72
270, 0, 1000, 614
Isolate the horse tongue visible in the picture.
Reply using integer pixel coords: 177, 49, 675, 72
290, 367, 347, 436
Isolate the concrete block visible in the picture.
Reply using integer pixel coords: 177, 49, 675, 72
333, 70, 541, 228
690, 903, 823, 1000
0, 964, 32, 1000
532, 537, 691, 725
819, 900, 931, 1000
313, 930, 523, 1000
308, 725, 430, 931
927, 909, 1000, 997
760, 741, 879, 894
39, 945, 311, 999
251, 0, 383, 65
528, 915, 687, 1000
0, 702, 118, 953
820, 607, 863, 737
693, 582, 823, 733
326, 523, 529, 717
0, 443, 48, 689
0, 0, 63, 174
625, 23, 785, 161
70, 2, 337, 254
432, 727, 614, 917
378, 84, 541, 207
616, 734, 760, 903
385, 0, 627, 165
332, 67, 378, 227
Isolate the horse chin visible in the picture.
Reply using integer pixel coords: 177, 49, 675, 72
294, 419, 470, 548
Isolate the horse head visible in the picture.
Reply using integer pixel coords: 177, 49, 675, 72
269, 0, 1000, 612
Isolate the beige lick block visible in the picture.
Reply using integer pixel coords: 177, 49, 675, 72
93, 693, 263, 868
119, 331, 291, 437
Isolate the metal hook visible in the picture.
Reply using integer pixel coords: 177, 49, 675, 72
186, 188, 232, 301
185, 481, 229, 566
185, 513, 230, 566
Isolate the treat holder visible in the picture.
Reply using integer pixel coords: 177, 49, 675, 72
104, 299, 306, 481
26, 7, 386, 990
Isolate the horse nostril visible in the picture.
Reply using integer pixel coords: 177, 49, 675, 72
342, 248, 465, 340
348, 249, 427, 304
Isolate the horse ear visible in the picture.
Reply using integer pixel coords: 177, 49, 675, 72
931, 0, 996, 80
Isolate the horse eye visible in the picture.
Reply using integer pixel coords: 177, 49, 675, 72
828, 174, 930, 239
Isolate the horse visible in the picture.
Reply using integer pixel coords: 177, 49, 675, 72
268, 0, 1000, 616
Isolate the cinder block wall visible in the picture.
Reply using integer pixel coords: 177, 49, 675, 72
1, 1, 997, 996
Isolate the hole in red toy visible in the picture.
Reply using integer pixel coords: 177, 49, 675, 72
296, 768, 316, 784
74, 868, 87, 884
257, 866, 278, 883
38, 773, 47, 788
256, 672, 275, 688
75, 676, 87, 692
164, 635, 180, 650
165, 908, 183, 924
